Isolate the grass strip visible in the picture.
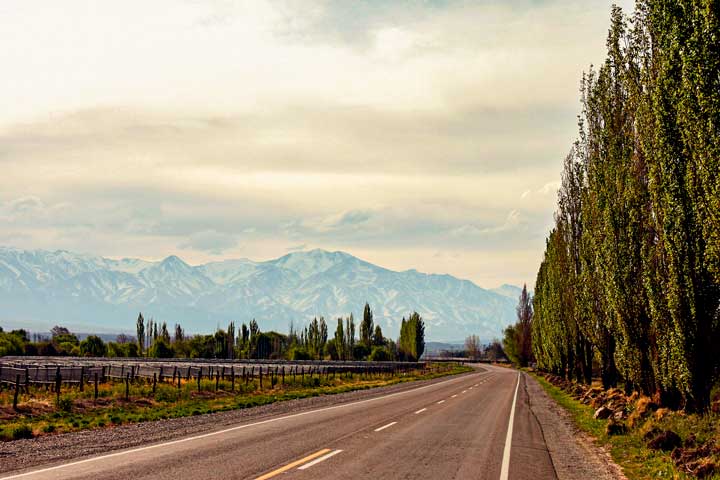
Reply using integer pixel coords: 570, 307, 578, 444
531, 372, 701, 480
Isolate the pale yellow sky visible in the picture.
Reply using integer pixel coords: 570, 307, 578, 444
0, 0, 635, 287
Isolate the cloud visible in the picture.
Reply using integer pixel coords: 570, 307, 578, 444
450, 210, 523, 237
0, 0, 635, 287
178, 230, 239, 255
539, 181, 561, 196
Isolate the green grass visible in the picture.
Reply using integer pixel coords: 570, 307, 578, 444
531, 373, 719, 480
0, 364, 471, 441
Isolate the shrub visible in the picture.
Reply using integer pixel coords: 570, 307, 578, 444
12, 425, 33, 440
55, 396, 73, 413
369, 346, 392, 361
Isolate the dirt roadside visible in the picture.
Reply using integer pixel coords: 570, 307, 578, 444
523, 373, 627, 480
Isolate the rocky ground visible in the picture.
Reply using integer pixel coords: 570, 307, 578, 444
539, 372, 720, 478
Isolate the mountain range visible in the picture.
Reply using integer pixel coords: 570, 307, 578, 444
0, 247, 521, 342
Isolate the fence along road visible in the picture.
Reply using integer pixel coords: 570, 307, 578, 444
0, 356, 423, 390
0, 364, 557, 480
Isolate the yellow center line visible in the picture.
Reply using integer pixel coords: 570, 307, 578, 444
254, 448, 332, 480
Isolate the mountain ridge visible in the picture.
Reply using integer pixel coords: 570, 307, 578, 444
0, 247, 519, 341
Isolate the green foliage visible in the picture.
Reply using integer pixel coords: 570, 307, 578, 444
532, 2, 720, 409
360, 303, 374, 347
288, 346, 310, 360
0, 331, 25, 356
503, 324, 520, 365
79, 335, 107, 357
55, 396, 73, 413
147, 337, 174, 358
398, 312, 425, 361
368, 345, 392, 361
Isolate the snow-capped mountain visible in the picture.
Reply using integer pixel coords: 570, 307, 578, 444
0, 247, 520, 341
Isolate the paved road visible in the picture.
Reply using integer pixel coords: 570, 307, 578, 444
1, 365, 556, 480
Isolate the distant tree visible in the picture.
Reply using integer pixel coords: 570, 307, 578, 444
360, 303, 374, 347
136, 313, 145, 355
372, 325, 384, 347
116, 334, 132, 344
345, 314, 355, 359
503, 324, 520, 365
334, 319, 345, 360
516, 284, 534, 367
148, 337, 174, 358
227, 321, 235, 359
319, 317, 328, 357
174, 324, 184, 343
369, 345, 392, 361
398, 312, 425, 361
255, 333, 272, 359
0, 331, 25, 356
464, 335, 481, 361
160, 322, 171, 343
485, 340, 505, 362
51, 326, 70, 338
79, 335, 107, 357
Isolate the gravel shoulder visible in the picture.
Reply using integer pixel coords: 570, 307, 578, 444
523, 373, 627, 480
0, 370, 475, 475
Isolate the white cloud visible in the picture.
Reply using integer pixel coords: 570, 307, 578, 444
0, 0, 635, 287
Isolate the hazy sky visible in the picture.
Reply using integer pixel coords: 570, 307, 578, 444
0, 0, 634, 288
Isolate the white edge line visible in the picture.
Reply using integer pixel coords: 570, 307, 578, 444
451, 394, 457, 398
374, 421, 397, 432
0, 372, 482, 480
414, 408, 427, 414
437, 400, 445, 404
499, 372, 521, 480
297, 449, 343, 470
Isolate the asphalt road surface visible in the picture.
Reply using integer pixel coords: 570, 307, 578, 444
1, 365, 557, 480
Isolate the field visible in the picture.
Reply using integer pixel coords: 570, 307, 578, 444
0, 357, 468, 441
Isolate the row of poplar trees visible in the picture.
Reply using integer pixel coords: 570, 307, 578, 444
532, 1, 719, 411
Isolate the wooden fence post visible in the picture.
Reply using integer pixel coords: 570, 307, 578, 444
153, 373, 157, 394
79, 366, 85, 392
230, 366, 235, 392
94, 372, 99, 402
55, 367, 62, 404
215, 371, 219, 392
197, 371, 202, 391
259, 367, 263, 390
125, 372, 130, 401
13, 374, 20, 411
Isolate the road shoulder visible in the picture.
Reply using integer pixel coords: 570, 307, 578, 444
523, 373, 627, 480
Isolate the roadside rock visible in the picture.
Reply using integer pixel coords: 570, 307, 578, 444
594, 406, 614, 420
605, 419, 627, 436
647, 430, 682, 451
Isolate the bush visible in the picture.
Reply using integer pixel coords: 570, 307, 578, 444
288, 347, 310, 360
55, 396, 73, 413
79, 335, 107, 357
148, 338, 174, 358
12, 425, 33, 440
0, 332, 25, 356
369, 346, 392, 361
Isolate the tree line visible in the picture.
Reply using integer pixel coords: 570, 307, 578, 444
531, 1, 719, 410
0, 303, 426, 362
